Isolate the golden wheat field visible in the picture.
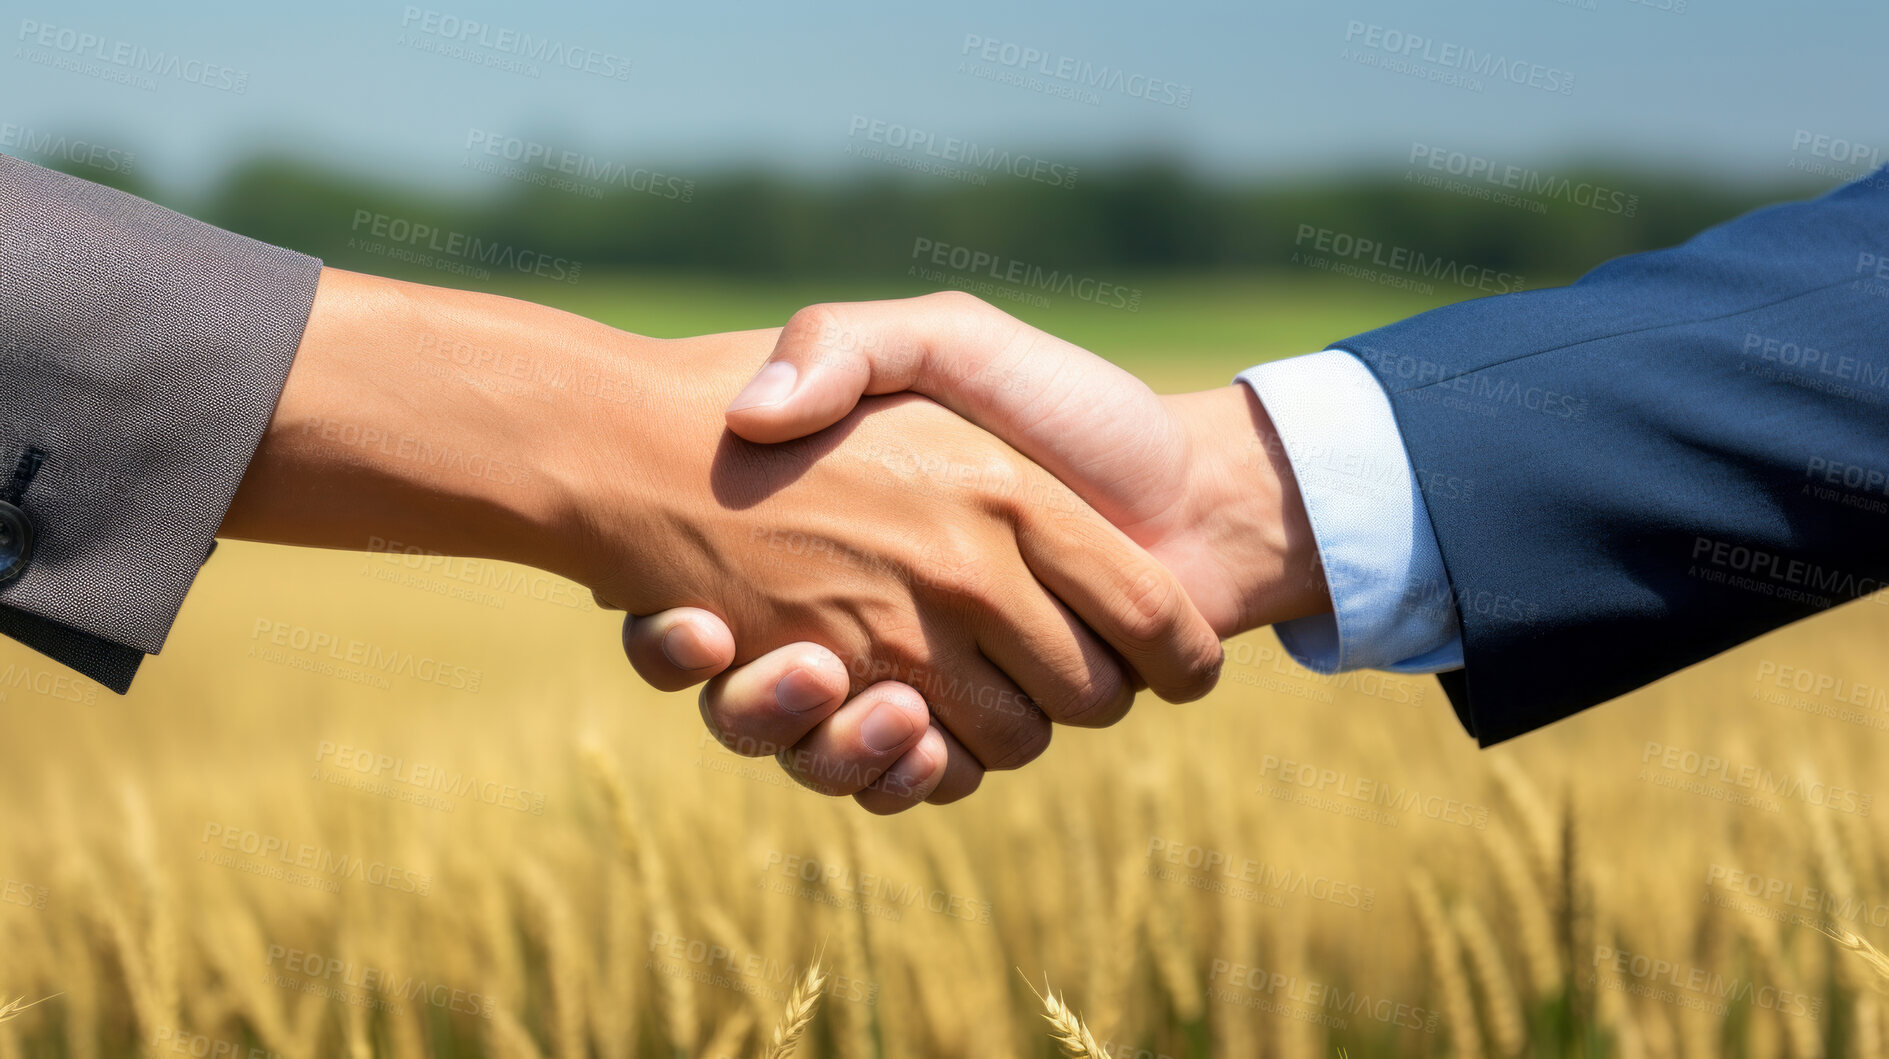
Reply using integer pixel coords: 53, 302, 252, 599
3, 535, 1889, 1059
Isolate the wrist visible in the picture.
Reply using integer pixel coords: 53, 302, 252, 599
221, 268, 606, 583
1164, 385, 1330, 636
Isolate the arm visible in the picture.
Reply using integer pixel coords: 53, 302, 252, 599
222, 268, 1225, 786
2, 154, 1223, 799
1336, 168, 1889, 742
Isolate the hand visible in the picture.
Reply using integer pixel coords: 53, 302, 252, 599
626, 291, 1331, 812
222, 272, 1224, 807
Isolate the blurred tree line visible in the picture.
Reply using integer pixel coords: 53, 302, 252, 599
73, 154, 1830, 284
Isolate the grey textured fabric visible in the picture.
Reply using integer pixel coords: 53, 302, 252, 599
0, 154, 323, 693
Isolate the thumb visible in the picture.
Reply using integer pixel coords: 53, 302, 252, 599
621, 607, 736, 692
724, 293, 1182, 531
725, 303, 923, 444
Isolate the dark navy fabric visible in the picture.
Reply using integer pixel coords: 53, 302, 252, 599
1338, 169, 1889, 745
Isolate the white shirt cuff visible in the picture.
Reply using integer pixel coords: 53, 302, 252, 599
1237, 349, 1463, 675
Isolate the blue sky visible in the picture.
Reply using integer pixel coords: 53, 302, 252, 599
5, 0, 1884, 193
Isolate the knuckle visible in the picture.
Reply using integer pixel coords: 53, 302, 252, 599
698, 691, 781, 758
779, 302, 848, 358
918, 526, 992, 599
857, 607, 931, 674
922, 289, 991, 318
1176, 638, 1225, 701
1042, 667, 1134, 728
983, 713, 1052, 771
928, 767, 982, 805
775, 745, 858, 795
968, 452, 1026, 517
1115, 566, 1187, 651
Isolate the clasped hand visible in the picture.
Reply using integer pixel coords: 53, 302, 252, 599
616, 292, 1327, 814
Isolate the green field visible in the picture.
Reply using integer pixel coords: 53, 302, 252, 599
477, 272, 1479, 392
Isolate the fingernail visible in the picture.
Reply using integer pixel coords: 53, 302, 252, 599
876, 743, 939, 799
728, 361, 798, 412
775, 667, 832, 714
860, 700, 918, 753
659, 625, 720, 671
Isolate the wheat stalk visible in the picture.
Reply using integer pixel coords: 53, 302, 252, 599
0, 996, 55, 1025
1022, 974, 1104, 1059
822, 840, 875, 1059
1454, 901, 1526, 1058
759, 959, 826, 1059
1820, 924, 1889, 994
1411, 872, 1482, 1059
1480, 821, 1561, 999
583, 740, 697, 1054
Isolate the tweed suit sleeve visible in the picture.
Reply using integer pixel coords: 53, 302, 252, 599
0, 153, 322, 692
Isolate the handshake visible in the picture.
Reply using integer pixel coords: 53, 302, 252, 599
225, 271, 1335, 813
621, 292, 1334, 813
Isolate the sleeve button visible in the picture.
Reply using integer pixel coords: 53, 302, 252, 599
0, 500, 33, 583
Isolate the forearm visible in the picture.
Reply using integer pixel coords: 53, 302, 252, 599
219, 267, 623, 587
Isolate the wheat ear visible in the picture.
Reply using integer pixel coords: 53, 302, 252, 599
1023, 974, 1105, 1059
0, 996, 55, 1025
1821, 924, 1889, 994
760, 960, 826, 1059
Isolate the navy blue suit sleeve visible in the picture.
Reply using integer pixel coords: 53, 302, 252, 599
1337, 169, 1889, 745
